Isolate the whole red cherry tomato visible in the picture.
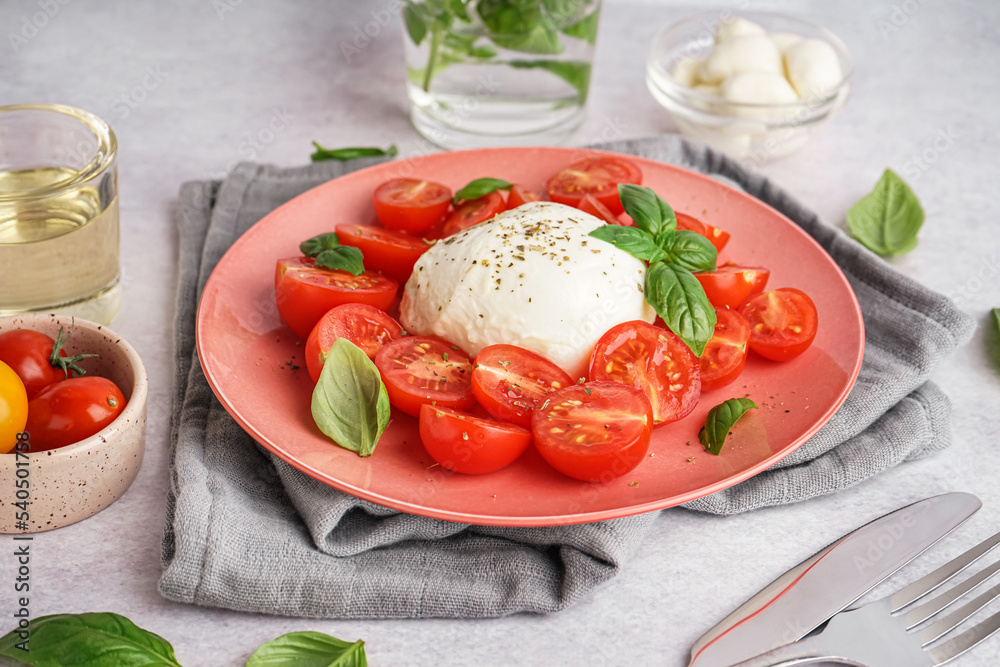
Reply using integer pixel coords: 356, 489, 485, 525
25, 377, 127, 452
0, 326, 95, 399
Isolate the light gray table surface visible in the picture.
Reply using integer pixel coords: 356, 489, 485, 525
2, 0, 999, 665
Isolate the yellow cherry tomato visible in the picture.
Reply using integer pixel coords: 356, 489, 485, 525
0, 360, 29, 454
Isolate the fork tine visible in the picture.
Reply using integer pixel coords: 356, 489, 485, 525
891, 530, 1000, 611
919, 580, 1000, 645
926, 606, 1000, 665
906, 560, 1000, 628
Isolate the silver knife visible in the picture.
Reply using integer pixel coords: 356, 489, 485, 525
688, 492, 982, 667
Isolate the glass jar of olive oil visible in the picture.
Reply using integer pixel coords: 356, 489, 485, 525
0, 104, 120, 324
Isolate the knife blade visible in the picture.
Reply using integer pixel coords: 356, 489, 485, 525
688, 492, 981, 667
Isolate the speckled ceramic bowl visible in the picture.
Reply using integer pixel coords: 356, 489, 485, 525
0, 314, 147, 533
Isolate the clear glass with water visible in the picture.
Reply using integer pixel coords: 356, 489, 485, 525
403, 0, 602, 149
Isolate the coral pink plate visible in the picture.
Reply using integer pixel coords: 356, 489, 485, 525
196, 147, 864, 526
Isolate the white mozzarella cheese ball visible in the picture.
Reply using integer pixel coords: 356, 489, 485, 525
784, 38, 843, 97
720, 71, 799, 121
769, 31, 803, 53
714, 17, 766, 42
699, 35, 783, 85
671, 56, 702, 87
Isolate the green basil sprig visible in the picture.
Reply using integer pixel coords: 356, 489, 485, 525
993, 308, 1000, 334
310, 142, 398, 163
699, 398, 758, 455
0, 612, 182, 666
847, 169, 924, 257
312, 339, 391, 457
0, 612, 369, 667
588, 184, 717, 356
247, 631, 368, 667
453, 177, 513, 204
299, 232, 365, 276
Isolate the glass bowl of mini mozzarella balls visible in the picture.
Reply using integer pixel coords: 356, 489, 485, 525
646, 12, 853, 163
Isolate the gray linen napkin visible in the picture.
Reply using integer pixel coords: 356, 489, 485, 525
160, 135, 976, 618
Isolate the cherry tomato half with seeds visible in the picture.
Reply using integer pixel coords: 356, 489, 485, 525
589, 320, 701, 426
700, 307, 751, 392
0, 361, 28, 454
440, 190, 506, 237
545, 157, 642, 214
739, 288, 819, 361
374, 336, 476, 417
275, 257, 398, 339
676, 212, 730, 253
419, 404, 532, 474
334, 223, 434, 284
506, 184, 543, 210
531, 381, 652, 482
373, 178, 452, 234
578, 194, 622, 226
24, 376, 126, 452
471, 344, 573, 427
305, 304, 404, 383
695, 263, 770, 310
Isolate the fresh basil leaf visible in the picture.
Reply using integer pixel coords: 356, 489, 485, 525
454, 177, 513, 203
663, 230, 718, 272
478, 0, 543, 35
561, 7, 599, 44
699, 398, 758, 455
312, 339, 391, 457
447, 0, 472, 21
589, 225, 668, 263
542, 0, 583, 23
443, 31, 477, 52
403, 3, 428, 44
847, 169, 924, 256
314, 246, 365, 276
508, 60, 590, 101
0, 612, 181, 666
311, 143, 398, 163
300, 232, 341, 257
618, 184, 676, 237
246, 631, 368, 667
468, 44, 498, 58
644, 262, 716, 357
490, 22, 564, 54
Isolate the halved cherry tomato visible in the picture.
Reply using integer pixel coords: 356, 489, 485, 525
373, 178, 452, 234
275, 257, 398, 339
335, 223, 434, 284
374, 336, 476, 416
700, 308, 751, 392
531, 381, 652, 482
471, 344, 573, 427
578, 194, 622, 225
506, 184, 542, 210
305, 304, 404, 383
695, 263, 770, 310
676, 212, 730, 252
0, 328, 88, 399
739, 288, 818, 361
0, 360, 28, 454
545, 157, 642, 214
589, 320, 701, 426
441, 190, 506, 237
419, 404, 532, 474
25, 376, 126, 452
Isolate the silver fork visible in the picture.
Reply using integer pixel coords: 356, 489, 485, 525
732, 529, 1000, 666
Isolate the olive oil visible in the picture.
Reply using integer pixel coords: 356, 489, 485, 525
0, 167, 121, 324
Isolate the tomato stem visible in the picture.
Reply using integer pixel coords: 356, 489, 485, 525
49, 322, 99, 379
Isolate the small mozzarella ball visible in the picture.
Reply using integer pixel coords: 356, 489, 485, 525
784, 38, 843, 97
720, 71, 799, 105
699, 35, 782, 85
715, 17, 766, 42
692, 83, 721, 96
769, 31, 803, 53
671, 56, 702, 87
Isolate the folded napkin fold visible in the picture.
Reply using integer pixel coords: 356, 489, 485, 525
160, 136, 976, 618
